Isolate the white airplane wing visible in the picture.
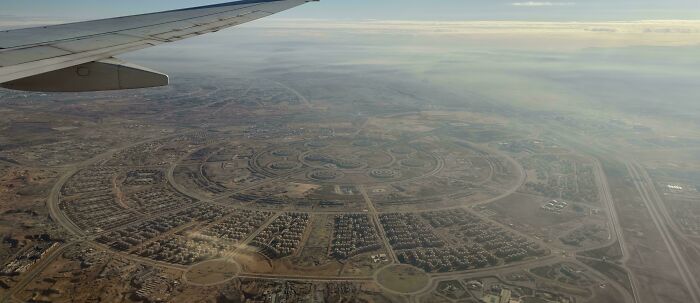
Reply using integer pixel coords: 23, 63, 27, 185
0, 0, 317, 92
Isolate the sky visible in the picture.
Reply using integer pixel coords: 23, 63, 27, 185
2, 0, 700, 22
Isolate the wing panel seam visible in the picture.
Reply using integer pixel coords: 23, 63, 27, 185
0, 42, 153, 83
2, 1, 296, 49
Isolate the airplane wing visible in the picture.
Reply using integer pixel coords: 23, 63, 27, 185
0, 0, 318, 92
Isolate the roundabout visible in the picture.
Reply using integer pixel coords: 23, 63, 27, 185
268, 161, 301, 170
399, 158, 426, 168
369, 168, 400, 179
8, 70, 630, 302
375, 264, 431, 294
389, 146, 415, 155
271, 149, 296, 157
308, 169, 343, 181
184, 259, 241, 286
49, 132, 530, 301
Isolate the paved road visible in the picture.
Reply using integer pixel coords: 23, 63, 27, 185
1, 242, 76, 302
635, 164, 700, 252
543, 127, 648, 303
419, 253, 635, 303
359, 185, 398, 264
22, 118, 639, 303
47, 131, 201, 239
469, 142, 527, 208
6, 132, 202, 302
270, 79, 313, 109
593, 159, 641, 303
46, 168, 86, 237
627, 163, 700, 303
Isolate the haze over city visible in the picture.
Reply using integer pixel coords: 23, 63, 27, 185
1, 1, 699, 302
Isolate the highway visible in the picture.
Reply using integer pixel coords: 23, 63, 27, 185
359, 185, 398, 263
3, 132, 201, 302
46, 131, 200, 239
270, 79, 313, 109
626, 163, 700, 303
543, 126, 649, 303
9, 119, 642, 303
46, 168, 86, 237
635, 164, 700, 252
593, 159, 642, 303
1, 242, 77, 302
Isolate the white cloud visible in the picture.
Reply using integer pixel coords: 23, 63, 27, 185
511, 1, 576, 6
251, 19, 700, 49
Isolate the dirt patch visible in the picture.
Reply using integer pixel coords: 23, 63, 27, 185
375, 264, 430, 294
185, 259, 240, 286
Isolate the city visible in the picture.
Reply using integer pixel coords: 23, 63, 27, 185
1, 2, 700, 302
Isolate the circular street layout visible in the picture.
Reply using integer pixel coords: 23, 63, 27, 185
375, 264, 431, 294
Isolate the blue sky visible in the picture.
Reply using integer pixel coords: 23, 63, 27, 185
3, 0, 700, 21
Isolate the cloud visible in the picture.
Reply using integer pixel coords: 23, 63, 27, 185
249, 19, 700, 49
255, 19, 700, 36
511, 1, 576, 6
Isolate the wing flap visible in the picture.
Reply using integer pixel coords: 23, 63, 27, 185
0, 58, 168, 92
0, 0, 318, 91
0, 41, 154, 84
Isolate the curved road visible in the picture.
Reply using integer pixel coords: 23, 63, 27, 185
24, 122, 635, 303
